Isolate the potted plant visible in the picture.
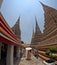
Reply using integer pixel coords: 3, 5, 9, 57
43, 47, 57, 65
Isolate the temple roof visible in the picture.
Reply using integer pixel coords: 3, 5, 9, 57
0, 12, 22, 46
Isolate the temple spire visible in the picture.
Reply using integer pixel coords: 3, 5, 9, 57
16, 16, 20, 26
35, 17, 38, 30
32, 28, 34, 38
40, 2, 57, 35
39, 1, 45, 7
40, 2, 49, 13
12, 16, 21, 39
40, 1, 57, 13
31, 28, 34, 44
35, 17, 41, 34
31, 17, 42, 45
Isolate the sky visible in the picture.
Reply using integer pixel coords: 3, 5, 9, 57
0, 0, 57, 44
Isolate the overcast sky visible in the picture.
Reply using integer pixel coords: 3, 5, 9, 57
1, 0, 57, 44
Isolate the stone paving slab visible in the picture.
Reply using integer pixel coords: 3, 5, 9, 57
19, 54, 44, 65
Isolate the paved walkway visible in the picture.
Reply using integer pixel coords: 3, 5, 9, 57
18, 54, 44, 65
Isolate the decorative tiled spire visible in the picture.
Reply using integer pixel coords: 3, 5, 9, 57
32, 28, 34, 38
31, 28, 34, 44
31, 17, 42, 45
12, 17, 21, 39
40, 2, 57, 13
40, 2, 57, 35
35, 17, 41, 34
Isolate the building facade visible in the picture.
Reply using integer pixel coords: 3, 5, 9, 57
0, 12, 23, 65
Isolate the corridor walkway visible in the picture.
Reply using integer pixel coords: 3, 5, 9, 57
18, 54, 44, 65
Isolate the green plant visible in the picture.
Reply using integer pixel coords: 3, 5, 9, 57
46, 50, 51, 55
49, 54, 57, 59
50, 47, 57, 53
45, 47, 57, 60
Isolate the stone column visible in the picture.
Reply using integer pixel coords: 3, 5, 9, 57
22, 48, 25, 56
23, 48, 26, 57
19, 47, 21, 58
6, 45, 14, 65
0, 42, 2, 60
16, 46, 20, 58
20, 47, 23, 58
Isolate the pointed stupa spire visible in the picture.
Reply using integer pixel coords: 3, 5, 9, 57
16, 16, 20, 25
39, 1, 45, 7
31, 17, 42, 44
31, 28, 35, 44
40, 2, 57, 13
35, 17, 41, 33
12, 16, 21, 39
32, 28, 34, 38
15, 16, 20, 31
35, 17, 38, 29
33, 28, 34, 36
40, 2, 57, 35
40, 2, 50, 13
31, 17, 42, 45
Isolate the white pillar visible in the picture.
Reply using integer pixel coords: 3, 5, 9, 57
0, 42, 2, 60
6, 45, 14, 65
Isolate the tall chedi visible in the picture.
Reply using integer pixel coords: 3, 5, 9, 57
40, 2, 57, 45
31, 28, 35, 45
40, 2, 57, 36
31, 17, 42, 45
12, 17, 21, 39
